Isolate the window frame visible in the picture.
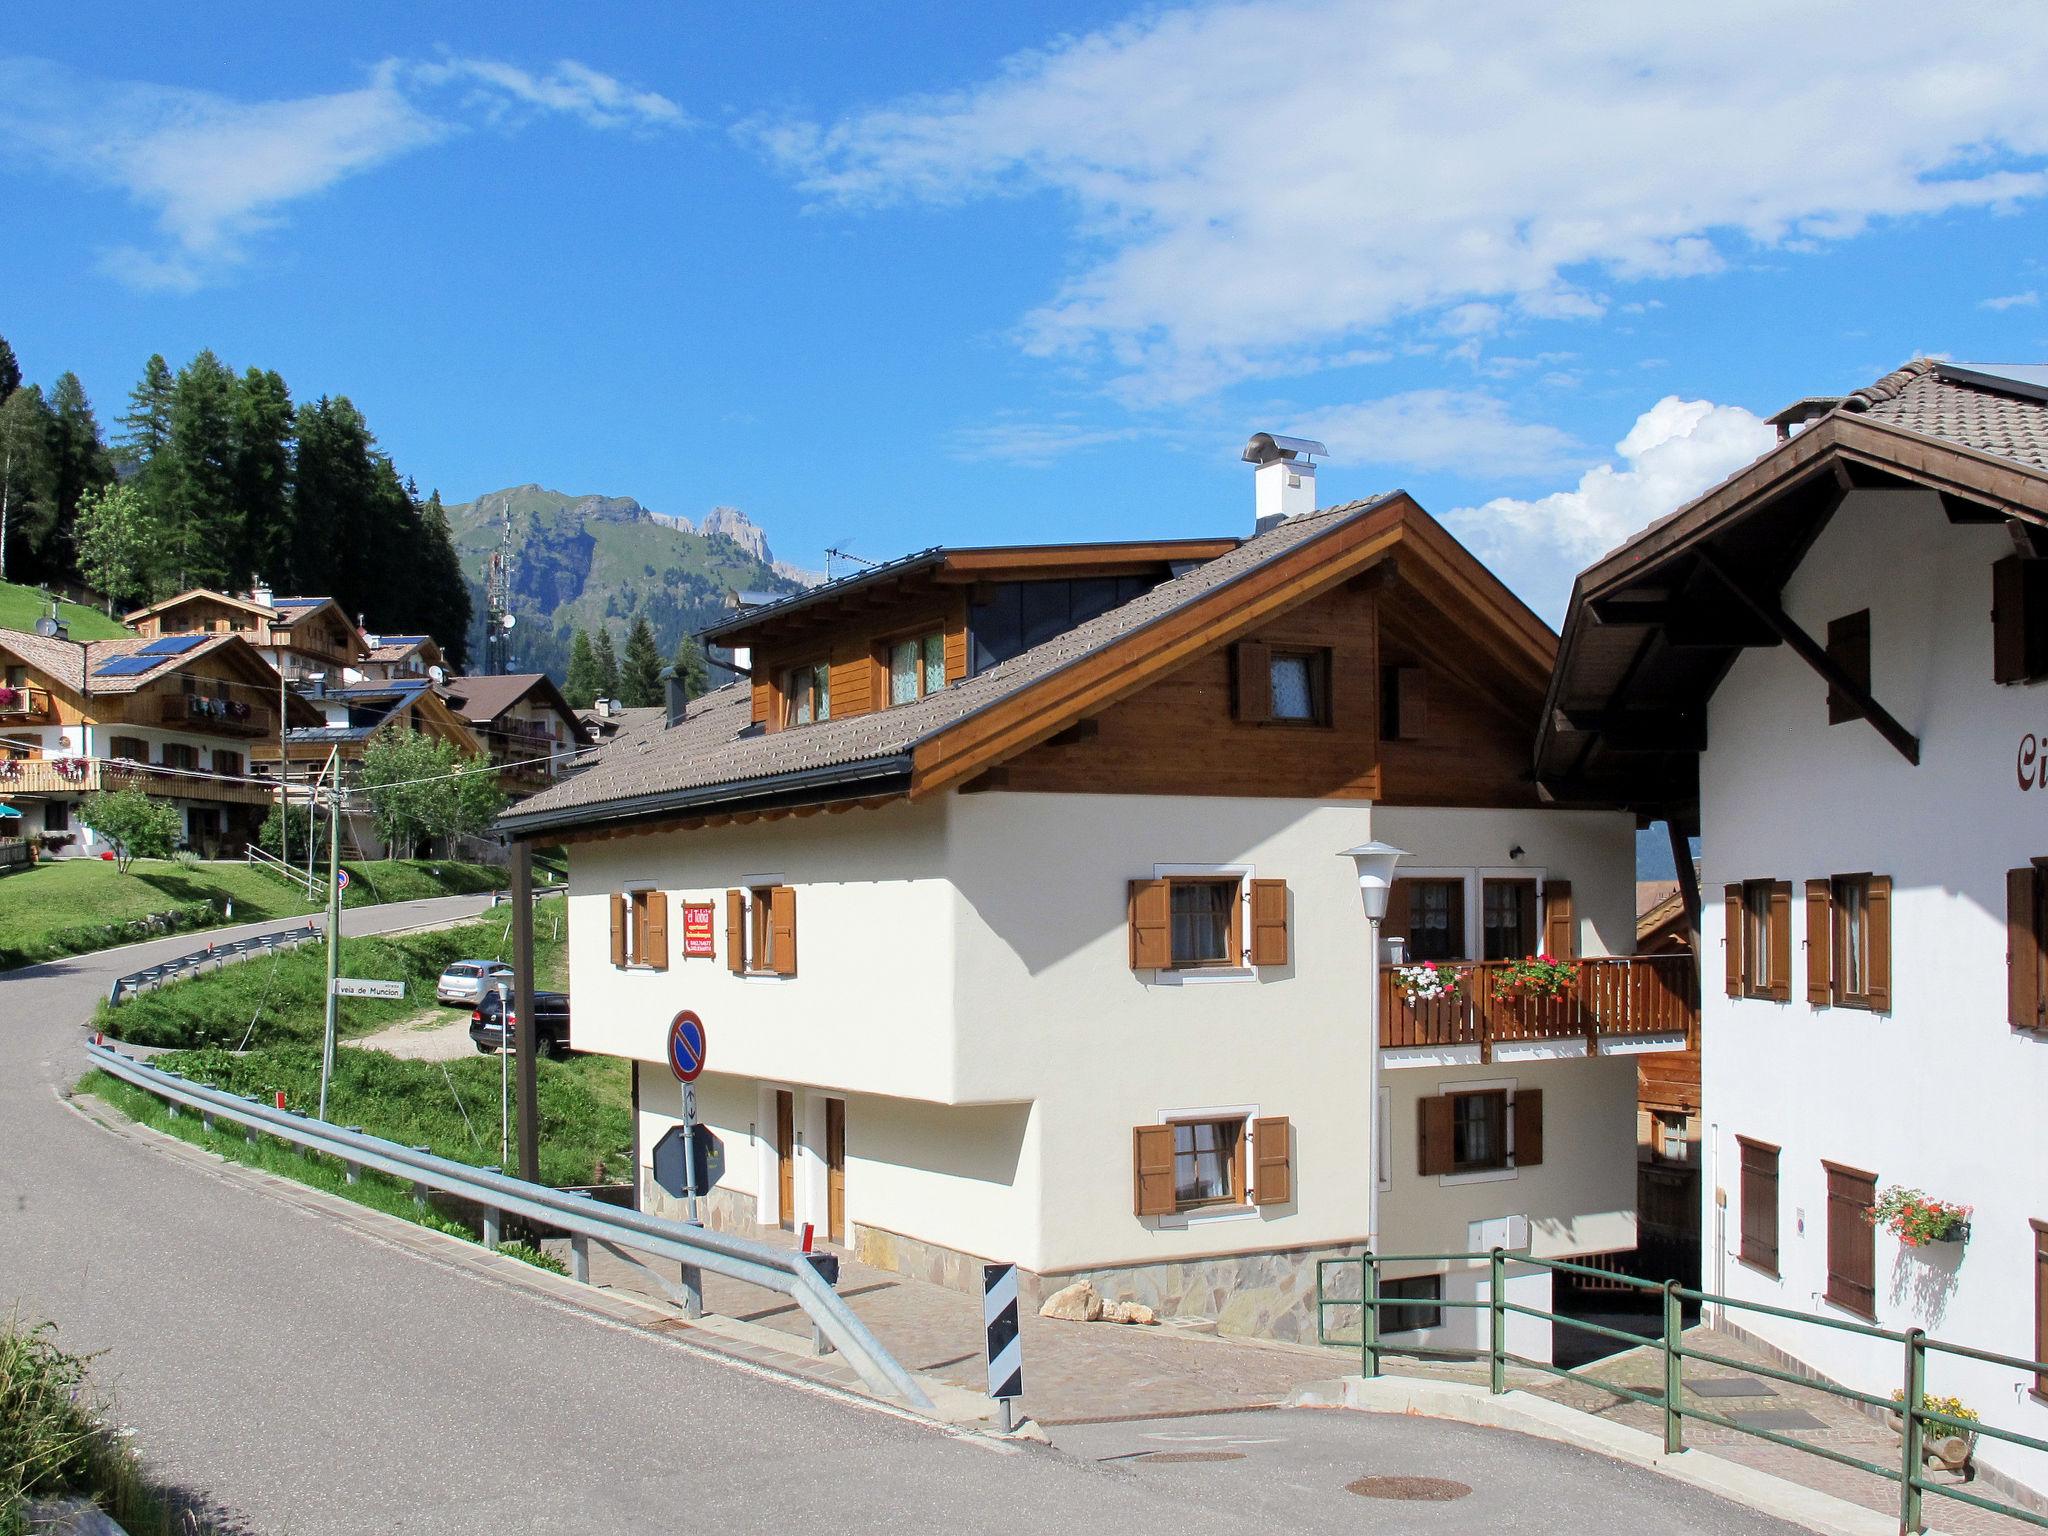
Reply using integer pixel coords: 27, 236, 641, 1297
883, 629, 947, 708
1396, 876, 1467, 963
1830, 873, 1873, 1008
782, 661, 830, 727
1379, 1274, 1445, 1334
1736, 1135, 1781, 1277
1263, 645, 1332, 727
1480, 878, 1538, 961
1449, 1089, 1510, 1174
1167, 1115, 1247, 1212
1741, 879, 1776, 998
1164, 874, 1244, 971
746, 885, 778, 975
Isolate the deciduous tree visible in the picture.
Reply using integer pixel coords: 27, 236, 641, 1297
73, 483, 155, 614
79, 788, 182, 873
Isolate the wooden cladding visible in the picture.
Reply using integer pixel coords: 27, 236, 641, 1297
607, 890, 668, 970
1381, 664, 1427, 740
1994, 555, 2048, 685
1823, 1162, 1878, 1320
1737, 1137, 1780, 1275
1128, 875, 1289, 971
2012, 864, 2048, 1032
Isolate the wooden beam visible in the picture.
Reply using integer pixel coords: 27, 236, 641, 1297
1695, 547, 1920, 766
1555, 709, 1707, 753
1943, 491, 2008, 525
1667, 818, 1702, 1014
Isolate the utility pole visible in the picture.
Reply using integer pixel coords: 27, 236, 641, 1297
317, 749, 342, 1121
513, 840, 540, 1182
277, 668, 288, 879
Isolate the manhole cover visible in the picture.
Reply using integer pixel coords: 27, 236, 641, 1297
1139, 1451, 1246, 1465
1346, 1475, 1472, 1501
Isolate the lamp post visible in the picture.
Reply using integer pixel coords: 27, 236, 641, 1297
1341, 841, 1406, 1250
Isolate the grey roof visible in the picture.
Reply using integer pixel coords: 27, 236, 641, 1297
1843, 357, 2048, 472
0, 629, 250, 696
699, 548, 944, 642
503, 496, 1394, 832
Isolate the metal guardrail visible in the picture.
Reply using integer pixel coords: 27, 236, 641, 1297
107, 926, 319, 1006
245, 844, 326, 900
1316, 1250, 2048, 1534
83, 1043, 933, 1412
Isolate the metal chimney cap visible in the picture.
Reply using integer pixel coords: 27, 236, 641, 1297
1242, 432, 1327, 466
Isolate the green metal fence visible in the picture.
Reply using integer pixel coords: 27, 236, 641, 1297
1314, 1250, 2048, 1536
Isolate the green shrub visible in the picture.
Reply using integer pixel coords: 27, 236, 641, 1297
496, 1240, 568, 1275
1, 898, 220, 971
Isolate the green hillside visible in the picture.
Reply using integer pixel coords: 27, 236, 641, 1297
444, 486, 808, 683
0, 580, 128, 640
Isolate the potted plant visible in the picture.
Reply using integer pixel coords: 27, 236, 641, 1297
1869, 1185, 1971, 1248
1395, 961, 1459, 1004
1888, 1390, 1979, 1473
1496, 954, 1578, 1001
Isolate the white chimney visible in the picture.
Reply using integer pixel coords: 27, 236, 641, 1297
249, 582, 274, 609
1242, 433, 1327, 533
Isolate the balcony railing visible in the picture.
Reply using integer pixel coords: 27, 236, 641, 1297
131, 690, 274, 737
0, 685, 54, 723
0, 758, 279, 806
1379, 955, 1697, 1058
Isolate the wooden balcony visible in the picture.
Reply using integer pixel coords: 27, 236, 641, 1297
1379, 955, 1697, 1060
129, 689, 274, 737
0, 758, 279, 806
0, 685, 54, 723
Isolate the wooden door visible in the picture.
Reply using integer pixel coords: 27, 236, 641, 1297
825, 1099, 846, 1245
775, 1090, 796, 1231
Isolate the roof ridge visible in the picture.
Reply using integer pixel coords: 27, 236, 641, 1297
1842, 356, 1938, 412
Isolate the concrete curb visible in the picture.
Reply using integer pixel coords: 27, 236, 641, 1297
1287, 1375, 1944, 1536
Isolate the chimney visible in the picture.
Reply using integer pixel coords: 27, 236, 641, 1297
249, 581, 274, 609
663, 667, 691, 729
1242, 433, 1327, 533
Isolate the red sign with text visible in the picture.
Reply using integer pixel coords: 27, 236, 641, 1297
681, 901, 717, 958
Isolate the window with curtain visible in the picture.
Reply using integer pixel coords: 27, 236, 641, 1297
784, 663, 829, 725
1171, 1119, 1244, 1208
1482, 880, 1535, 960
1451, 1090, 1508, 1171
889, 632, 946, 705
1168, 878, 1237, 967
1409, 880, 1462, 961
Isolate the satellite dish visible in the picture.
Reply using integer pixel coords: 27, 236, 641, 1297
502, 613, 518, 631
429, 664, 446, 684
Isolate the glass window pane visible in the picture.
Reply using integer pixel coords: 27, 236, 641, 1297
1453, 1094, 1501, 1167
923, 633, 946, 694
1269, 654, 1314, 719
1172, 1121, 1234, 1204
815, 665, 830, 721
1170, 881, 1233, 965
890, 640, 919, 705
791, 667, 813, 724
1482, 882, 1530, 960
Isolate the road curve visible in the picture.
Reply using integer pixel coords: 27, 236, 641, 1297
2, 898, 1793, 1535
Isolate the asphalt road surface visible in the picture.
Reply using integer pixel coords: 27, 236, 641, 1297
4, 897, 1802, 1534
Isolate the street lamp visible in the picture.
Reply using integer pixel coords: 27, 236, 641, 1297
1341, 841, 1406, 1250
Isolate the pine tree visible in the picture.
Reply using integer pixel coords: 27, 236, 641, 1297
161, 349, 239, 591
592, 627, 620, 701
228, 367, 293, 585
620, 616, 663, 706
671, 633, 710, 698
564, 628, 599, 708
0, 336, 20, 403
0, 385, 54, 583
39, 372, 113, 585
117, 354, 174, 469
287, 394, 376, 601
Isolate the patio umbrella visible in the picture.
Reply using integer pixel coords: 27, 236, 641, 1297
0, 804, 21, 818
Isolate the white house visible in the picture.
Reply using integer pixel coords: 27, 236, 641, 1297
503, 446, 1682, 1349
1541, 358, 2048, 1497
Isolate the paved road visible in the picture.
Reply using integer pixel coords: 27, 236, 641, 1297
4, 898, 1795, 1534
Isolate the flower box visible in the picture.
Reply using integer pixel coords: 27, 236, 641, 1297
1869, 1185, 1972, 1249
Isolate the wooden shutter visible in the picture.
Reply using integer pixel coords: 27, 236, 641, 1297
641, 891, 669, 971
1723, 885, 1743, 998
1805, 879, 1833, 1006
1233, 640, 1272, 721
1251, 1116, 1292, 1205
609, 893, 628, 968
1825, 610, 1871, 725
1766, 882, 1793, 1002
1866, 875, 1891, 1012
1133, 1124, 1176, 1216
1824, 1164, 1877, 1319
725, 888, 745, 975
1383, 878, 1413, 946
1541, 880, 1574, 960
770, 886, 798, 977
1128, 879, 1169, 970
1418, 1095, 1456, 1176
1738, 1138, 1780, 1273
1995, 555, 2029, 684
1249, 879, 1289, 966
1396, 665, 1427, 739
2010, 867, 2043, 1030
1513, 1089, 1543, 1168
2034, 1221, 2048, 1397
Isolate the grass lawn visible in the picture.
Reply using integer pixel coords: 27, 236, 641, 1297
0, 578, 127, 641
0, 856, 509, 969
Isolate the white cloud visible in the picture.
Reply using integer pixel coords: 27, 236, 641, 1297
755, 0, 2048, 399
1982, 290, 2041, 310
949, 414, 1169, 465
1448, 397, 1778, 618
0, 55, 683, 290
1290, 390, 1582, 480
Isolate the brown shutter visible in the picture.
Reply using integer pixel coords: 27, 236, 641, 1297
1541, 880, 1574, 960
1723, 885, 1743, 997
1133, 1124, 1176, 1216
1249, 879, 1289, 966
1766, 882, 1793, 1002
770, 886, 798, 977
1233, 640, 1272, 721
1513, 1089, 1544, 1168
609, 893, 628, 968
1251, 1116, 1293, 1205
642, 891, 669, 972
725, 888, 745, 975
1418, 1095, 1456, 1176
1396, 665, 1427, 739
1805, 879, 1833, 1006
2010, 867, 2043, 1030
1128, 878, 1170, 969
1866, 875, 1891, 1012
1995, 555, 2028, 684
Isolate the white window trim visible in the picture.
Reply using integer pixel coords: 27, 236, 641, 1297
1151, 1101, 1261, 1227
1436, 1076, 1520, 1187
1388, 866, 1548, 963
1148, 862, 1256, 984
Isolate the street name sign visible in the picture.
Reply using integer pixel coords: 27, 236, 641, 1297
333, 977, 404, 999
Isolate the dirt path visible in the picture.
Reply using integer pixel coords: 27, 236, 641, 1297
345, 1004, 478, 1062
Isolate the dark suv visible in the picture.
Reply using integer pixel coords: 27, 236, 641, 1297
469, 990, 572, 1058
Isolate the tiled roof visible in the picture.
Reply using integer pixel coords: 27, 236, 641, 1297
0, 629, 247, 695
1844, 358, 2048, 472
438, 673, 573, 726
503, 496, 1395, 830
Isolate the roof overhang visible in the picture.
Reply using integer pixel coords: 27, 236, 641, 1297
497, 756, 914, 840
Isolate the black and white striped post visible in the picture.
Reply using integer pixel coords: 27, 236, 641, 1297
982, 1263, 1023, 1432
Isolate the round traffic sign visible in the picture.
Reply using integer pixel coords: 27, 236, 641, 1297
667, 1010, 707, 1083
336, 868, 351, 891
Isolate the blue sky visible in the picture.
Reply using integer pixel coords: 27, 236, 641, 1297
5, 0, 2048, 621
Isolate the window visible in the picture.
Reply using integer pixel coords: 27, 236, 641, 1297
1380, 1275, 1444, 1334
1737, 1137, 1779, 1274
1655, 1112, 1690, 1164
1825, 609, 1871, 725
1726, 879, 1791, 1001
1418, 1088, 1543, 1176
1128, 876, 1288, 972
783, 663, 829, 726
1993, 556, 2048, 685
159, 743, 198, 771
727, 886, 797, 977
1808, 874, 1893, 1011
1267, 648, 1331, 724
608, 890, 668, 970
45, 801, 69, 832
109, 735, 148, 763
1833, 875, 1869, 1002
1169, 878, 1239, 968
1381, 663, 1426, 740
888, 633, 946, 706
1452, 1090, 1508, 1171
1481, 879, 1536, 961
2009, 864, 2048, 1032
1171, 1118, 1245, 1209
213, 750, 243, 777
1387, 877, 1464, 962
1824, 1162, 1877, 1320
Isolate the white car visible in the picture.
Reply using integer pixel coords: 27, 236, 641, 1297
436, 960, 515, 1006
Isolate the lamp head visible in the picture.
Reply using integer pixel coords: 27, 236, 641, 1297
1339, 840, 1407, 923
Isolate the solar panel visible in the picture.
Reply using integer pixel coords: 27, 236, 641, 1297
139, 635, 205, 655
91, 656, 163, 677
